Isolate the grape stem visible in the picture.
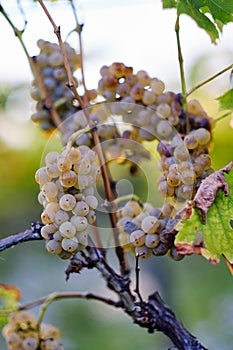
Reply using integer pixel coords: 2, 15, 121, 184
213, 111, 232, 124
37, 0, 127, 276
66, 124, 92, 149
175, 14, 187, 96
185, 63, 233, 98
134, 254, 143, 303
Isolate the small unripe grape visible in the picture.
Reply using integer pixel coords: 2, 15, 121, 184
59, 221, 76, 238
141, 216, 160, 234
130, 230, 145, 247
54, 209, 70, 226
70, 215, 88, 231
145, 233, 160, 248
61, 237, 79, 252
46, 240, 62, 255
167, 171, 181, 187
59, 194, 76, 211
181, 169, 196, 185
53, 231, 63, 242
184, 133, 198, 149
135, 245, 153, 259
72, 201, 89, 216
194, 128, 211, 145
174, 145, 189, 161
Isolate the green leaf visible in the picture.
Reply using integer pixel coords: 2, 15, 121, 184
162, 0, 177, 8
175, 167, 233, 266
217, 88, 233, 111
163, 0, 233, 43
0, 283, 21, 328
177, 0, 219, 43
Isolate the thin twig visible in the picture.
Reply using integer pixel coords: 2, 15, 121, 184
213, 111, 231, 124
175, 14, 186, 96
185, 63, 233, 98
20, 291, 121, 313
69, 0, 88, 94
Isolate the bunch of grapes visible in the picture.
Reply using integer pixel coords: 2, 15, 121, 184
35, 145, 100, 259
2, 310, 64, 350
30, 39, 81, 131
157, 103, 214, 202
116, 200, 182, 260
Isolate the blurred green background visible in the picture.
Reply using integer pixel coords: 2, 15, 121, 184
0, 1, 233, 349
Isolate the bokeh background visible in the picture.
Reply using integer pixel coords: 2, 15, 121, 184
0, 0, 233, 349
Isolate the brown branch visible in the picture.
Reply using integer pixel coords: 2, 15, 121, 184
0, 222, 43, 252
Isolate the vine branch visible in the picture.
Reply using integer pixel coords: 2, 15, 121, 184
185, 63, 233, 98
0, 222, 43, 252
175, 14, 186, 96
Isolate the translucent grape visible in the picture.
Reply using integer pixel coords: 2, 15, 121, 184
141, 216, 160, 234
46, 240, 62, 255
194, 128, 211, 145
72, 201, 89, 216
130, 230, 145, 247
42, 182, 58, 199
145, 233, 160, 248
59, 170, 77, 187
61, 237, 79, 252
22, 337, 38, 350
70, 215, 88, 231
59, 221, 76, 238
59, 194, 76, 211
135, 245, 153, 259
54, 209, 70, 226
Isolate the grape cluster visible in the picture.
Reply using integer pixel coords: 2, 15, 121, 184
2, 310, 64, 350
30, 39, 81, 131
157, 110, 214, 201
35, 145, 100, 259
116, 200, 182, 260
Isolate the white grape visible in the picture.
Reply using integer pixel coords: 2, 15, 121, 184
54, 209, 70, 226
61, 237, 79, 252
85, 195, 98, 210
46, 240, 62, 255
130, 230, 145, 247
59, 221, 76, 238
72, 201, 89, 216
141, 216, 160, 234
59, 194, 76, 211
70, 215, 88, 231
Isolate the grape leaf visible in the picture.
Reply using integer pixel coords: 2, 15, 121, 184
217, 88, 233, 111
175, 163, 233, 268
0, 283, 21, 328
162, 0, 233, 43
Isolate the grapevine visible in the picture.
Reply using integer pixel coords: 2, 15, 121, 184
0, 1, 232, 350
